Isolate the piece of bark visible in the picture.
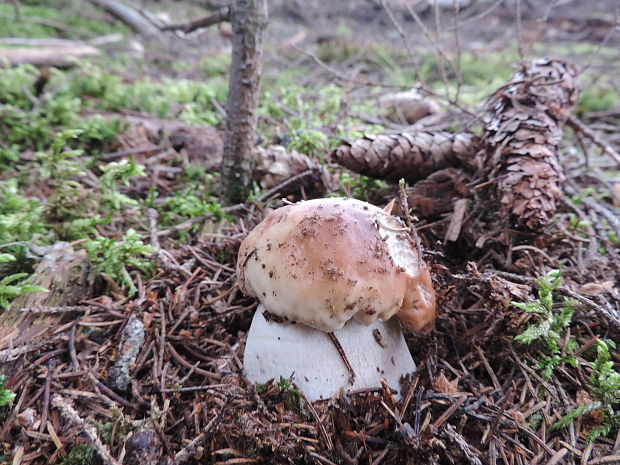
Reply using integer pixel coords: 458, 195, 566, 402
220, 0, 269, 204
252, 145, 329, 196
108, 314, 145, 391
0, 45, 100, 68
480, 58, 579, 230
331, 131, 477, 185
444, 198, 470, 242
405, 167, 471, 217
0, 243, 93, 372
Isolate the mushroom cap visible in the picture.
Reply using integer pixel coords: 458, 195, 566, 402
237, 197, 436, 333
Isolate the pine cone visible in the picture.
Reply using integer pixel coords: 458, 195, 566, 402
330, 131, 477, 184
481, 58, 579, 230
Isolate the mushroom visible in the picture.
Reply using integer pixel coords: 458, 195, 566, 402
237, 197, 436, 401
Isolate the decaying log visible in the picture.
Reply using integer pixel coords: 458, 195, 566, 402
330, 131, 477, 185
0, 45, 100, 68
480, 58, 579, 230
0, 243, 93, 373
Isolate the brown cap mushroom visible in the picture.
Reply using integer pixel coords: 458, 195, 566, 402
238, 197, 436, 400
237, 197, 436, 333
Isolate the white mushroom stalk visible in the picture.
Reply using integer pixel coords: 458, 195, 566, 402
237, 197, 436, 401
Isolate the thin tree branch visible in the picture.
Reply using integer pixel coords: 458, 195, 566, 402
161, 6, 230, 33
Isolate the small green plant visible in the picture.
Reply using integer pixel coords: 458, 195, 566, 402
75, 115, 123, 153
34, 129, 84, 181
551, 340, 620, 442
513, 270, 578, 380
0, 375, 15, 406
287, 128, 328, 157
515, 272, 620, 442
0, 253, 47, 309
275, 376, 302, 411
158, 189, 227, 233
99, 158, 146, 210
94, 408, 137, 444
336, 172, 387, 202
0, 180, 47, 244
567, 214, 592, 233
67, 66, 226, 123
83, 229, 154, 296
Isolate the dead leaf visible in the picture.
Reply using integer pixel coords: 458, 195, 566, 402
578, 281, 615, 296
433, 372, 459, 394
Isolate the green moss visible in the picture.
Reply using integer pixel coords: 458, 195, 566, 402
60, 443, 95, 465
0, 3, 129, 39
576, 85, 619, 115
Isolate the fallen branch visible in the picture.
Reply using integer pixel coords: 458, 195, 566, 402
0, 45, 100, 68
0, 35, 123, 47
87, 0, 164, 40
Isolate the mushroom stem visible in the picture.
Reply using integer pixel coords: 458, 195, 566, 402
243, 304, 417, 401
327, 332, 356, 385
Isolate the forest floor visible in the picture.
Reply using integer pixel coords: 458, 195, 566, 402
0, 1, 619, 464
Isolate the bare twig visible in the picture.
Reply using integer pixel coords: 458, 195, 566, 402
441, 423, 483, 465
148, 208, 192, 278
52, 394, 122, 465
39, 360, 54, 432
567, 115, 620, 167
327, 332, 356, 385
173, 413, 221, 465
161, 6, 230, 33
515, 0, 524, 58
379, 0, 420, 80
